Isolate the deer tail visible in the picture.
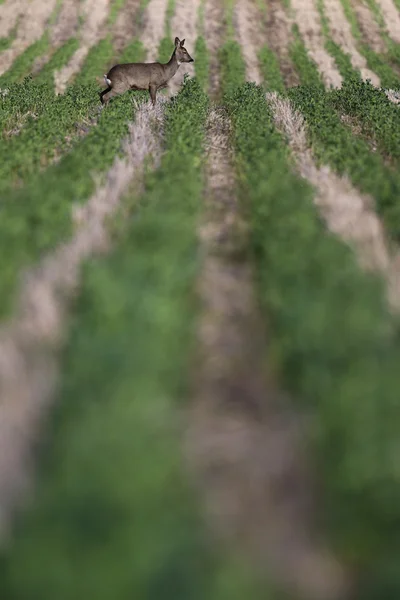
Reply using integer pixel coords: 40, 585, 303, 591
104, 74, 112, 86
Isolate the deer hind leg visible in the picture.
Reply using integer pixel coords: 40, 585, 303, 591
99, 86, 111, 104
149, 85, 157, 106
101, 88, 122, 106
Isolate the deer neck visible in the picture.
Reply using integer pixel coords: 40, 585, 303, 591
165, 51, 180, 78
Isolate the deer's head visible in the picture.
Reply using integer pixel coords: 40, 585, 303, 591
174, 37, 194, 64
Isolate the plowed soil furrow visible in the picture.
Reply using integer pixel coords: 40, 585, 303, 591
54, 0, 111, 94
233, 0, 263, 84
0, 0, 24, 39
353, 0, 386, 53
168, 0, 200, 95
267, 91, 400, 312
50, 0, 80, 46
141, 0, 169, 60
187, 107, 350, 600
0, 0, 57, 77
291, 0, 342, 87
324, 0, 380, 84
265, 0, 300, 88
0, 100, 165, 542
203, 0, 225, 96
113, 0, 141, 54
376, 0, 400, 43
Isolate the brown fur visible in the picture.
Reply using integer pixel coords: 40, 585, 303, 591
100, 36, 194, 105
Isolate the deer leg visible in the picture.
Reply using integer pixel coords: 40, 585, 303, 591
149, 85, 157, 106
101, 88, 121, 106
99, 86, 111, 104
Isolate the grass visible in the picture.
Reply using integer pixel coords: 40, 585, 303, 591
0, 33, 49, 86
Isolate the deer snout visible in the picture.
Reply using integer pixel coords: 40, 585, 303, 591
189, 57, 194, 62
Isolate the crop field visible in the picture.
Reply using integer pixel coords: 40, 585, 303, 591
1, 0, 400, 597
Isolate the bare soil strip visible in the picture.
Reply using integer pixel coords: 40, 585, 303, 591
0, 100, 165, 542
376, 0, 400, 44
50, 0, 81, 46
187, 107, 350, 600
168, 0, 200, 95
353, 0, 387, 53
233, 0, 263, 84
0, 0, 57, 77
141, 0, 169, 61
291, 0, 342, 87
267, 91, 400, 311
113, 0, 141, 54
265, 0, 300, 88
0, 0, 24, 39
203, 0, 225, 96
324, 0, 380, 85
54, 0, 111, 94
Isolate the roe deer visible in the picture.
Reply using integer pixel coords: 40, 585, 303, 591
100, 37, 194, 106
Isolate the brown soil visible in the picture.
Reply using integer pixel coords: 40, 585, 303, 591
0, 100, 165, 543
353, 1, 386, 53
50, 0, 80, 46
112, 0, 141, 55
54, 0, 111, 94
233, 0, 263, 84
0, 0, 57, 77
186, 107, 351, 600
203, 0, 225, 97
324, 0, 380, 85
265, 0, 300, 88
291, 0, 342, 87
267, 91, 400, 312
168, 0, 200, 95
376, 0, 400, 44
0, 0, 24, 39
140, 0, 169, 61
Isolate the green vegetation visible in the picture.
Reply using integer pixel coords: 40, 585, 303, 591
226, 81, 400, 594
35, 38, 80, 86
331, 78, 400, 163
339, 0, 400, 87
289, 25, 324, 88
0, 83, 98, 193
74, 37, 115, 86
0, 76, 54, 137
289, 83, 400, 240
259, 45, 286, 93
0, 88, 136, 317
194, 37, 209, 92
0, 34, 49, 86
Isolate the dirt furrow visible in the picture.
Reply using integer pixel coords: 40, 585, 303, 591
54, 0, 111, 94
233, 0, 263, 84
187, 107, 350, 600
291, 0, 342, 87
141, 0, 169, 60
267, 91, 400, 311
376, 0, 400, 44
168, 0, 200, 95
0, 0, 57, 77
265, 0, 300, 88
50, 0, 81, 46
113, 0, 141, 55
324, 0, 380, 84
0, 0, 24, 39
353, 0, 386, 53
0, 100, 165, 542
203, 0, 225, 96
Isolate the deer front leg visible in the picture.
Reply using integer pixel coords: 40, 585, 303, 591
149, 85, 157, 106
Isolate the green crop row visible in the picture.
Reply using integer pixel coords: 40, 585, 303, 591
289, 83, 400, 240
0, 76, 263, 600
0, 83, 98, 194
339, 0, 400, 88
258, 45, 286, 93
0, 76, 54, 137
0, 87, 136, 317
226, 81, 400, 597
289, 25, 324, 88
330, 78, 400, 162
0, 33, 49, 86
74, 37, 115, 86
35, 38, 80, 86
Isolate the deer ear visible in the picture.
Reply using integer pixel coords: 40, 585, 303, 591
174, 37, 180, 46
180, 39, 185, 47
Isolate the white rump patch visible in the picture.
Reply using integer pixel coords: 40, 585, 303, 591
104, 74, 111, 86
